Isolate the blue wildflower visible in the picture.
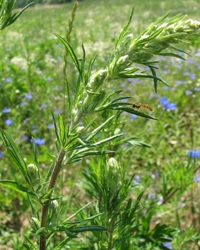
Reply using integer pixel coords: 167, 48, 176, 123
54, 109, 62, 115
157, 196, 163, 205
22, 135, 29, 141
194, 174, 200, 182
2, 108, 11, 113
32, 125, 38, 133
134, 175, 141, 184
128, 78, 137, 84
33, 138, 45, 145
48, 77, 53, 82
190, 73, 196, 80
167, 103, 177, 111
5, 119, 13, 126
160, 97, 169, 106
154, 171, 159, 178
6, 77, 12, 82
185, 90, 192, 95
0, 152, 4, 158
194, 87, 200, 92
48, 123, 54, 129
20, 101, 27, 106
160, 97, 177, 111
163, 86, 169, 90
25, 93, 33, 100
41, 104, 47, 109
130, 114, 137, 120
57, 85, 63, 91
148, 193, 156, 199
188, 150, 200, 158
163, 242, 173, 250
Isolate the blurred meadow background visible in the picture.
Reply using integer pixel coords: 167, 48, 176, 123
0, 0, 200, 248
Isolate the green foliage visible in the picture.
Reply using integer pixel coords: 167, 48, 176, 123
0, 0, 32, 30
0, 0, 200, 249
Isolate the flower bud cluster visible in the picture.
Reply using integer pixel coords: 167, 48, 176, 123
109, 14, 200, 79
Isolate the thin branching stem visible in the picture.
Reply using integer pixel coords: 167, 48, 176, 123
40, 148, 66, 250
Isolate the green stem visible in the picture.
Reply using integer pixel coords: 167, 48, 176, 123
175, 202, 181, 229
108, 229, 113, 250
40, 148, 66, 250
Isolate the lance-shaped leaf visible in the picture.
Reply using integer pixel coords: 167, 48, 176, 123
114, 7, 134, 49
0, 130, 30, 184
118, 71, 169, 87
68, 150, 114, 164
0, 1, 33, 30
68, 225, 107, 233
54, 34, 81, 76
85, 115, 116, 142
112, 106, 157, 120
23, 235, 37, 250
0, 180, 36, 197
92, 133, 124, 146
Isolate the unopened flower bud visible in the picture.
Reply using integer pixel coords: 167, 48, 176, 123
107, 157, 119, 169
88, 69, 107, 91
27, 163, 40, 187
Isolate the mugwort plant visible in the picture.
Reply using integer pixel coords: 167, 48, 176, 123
0, 1, 200, 249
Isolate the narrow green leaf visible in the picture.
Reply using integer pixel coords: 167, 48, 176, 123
54, 34, 81, 74
110, 96, 132, 104
1, 2, 33, 30
70, 225, 107, 233
0, 129, 29, 182
120, 67, 141, 75
23, 234, 38, 250
128, 139, 151, 148
148, 65, 158, 93
115, 7, 134, 49
158, 52, 185, 60
85, 54, 97, 84
39, 188, 54, 203
31, 137, 39, 167
118, 72, 169, 86
93, 133, 123, 146
65, 213, 104, 225
100, 90, 122, 106
137, 27, 164, 44
53, 237, 72, 250
61, 202, 93, 225
65, 78, 72, 114
81, 44, 86, 84
110, 106, 157, 120
72, 150, 115, 159
51, 113, 61, 146
42, 162, 55, 192
85, 115, 116, 141
153, 11, 171, 25
28, 194, 39, 219
58, 115, 67, 147
74, 75, 82, 107
0, 180, 36, 197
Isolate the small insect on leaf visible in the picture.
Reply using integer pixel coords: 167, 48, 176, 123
132, 103, 153, 112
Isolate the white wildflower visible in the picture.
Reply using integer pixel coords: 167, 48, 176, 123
44, 54, 57, 66
10, 56, 28, 70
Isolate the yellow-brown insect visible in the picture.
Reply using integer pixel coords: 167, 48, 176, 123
132, 103, 153, 112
